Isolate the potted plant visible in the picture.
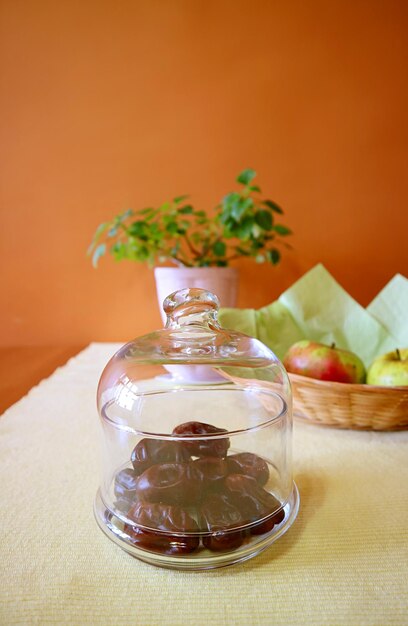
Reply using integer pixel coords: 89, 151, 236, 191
88, 169, 292, 314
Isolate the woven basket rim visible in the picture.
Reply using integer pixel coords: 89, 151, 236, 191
287, 372, 408, 395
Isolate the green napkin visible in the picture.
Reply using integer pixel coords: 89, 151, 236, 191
219, 264, 407, 367
367, 274, 408, 346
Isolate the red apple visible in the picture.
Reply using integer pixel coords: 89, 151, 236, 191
367, 348, 408, 386
283, 340, 366, 383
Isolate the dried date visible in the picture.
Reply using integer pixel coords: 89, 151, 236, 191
227, 452, 269, 486
135, 462, 201, 506
172, 421, 230, 458
126, 501, 199, 555
200, 493, 245, 551
113, 468, 138, 499
193, 457, 228, 492
131, 439, 190, 475
224, 474, 283, 530
250, 507, 285, 535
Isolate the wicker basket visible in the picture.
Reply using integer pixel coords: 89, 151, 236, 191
288, 373, 408, 430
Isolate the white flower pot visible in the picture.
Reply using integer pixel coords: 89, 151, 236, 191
154, 267, 239, 383
154, 266, 239, 324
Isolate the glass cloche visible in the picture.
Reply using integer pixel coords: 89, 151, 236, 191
94, 288, 299, 570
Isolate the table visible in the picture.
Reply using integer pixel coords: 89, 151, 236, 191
1, 343, 407, 625
0, 346, 85, 414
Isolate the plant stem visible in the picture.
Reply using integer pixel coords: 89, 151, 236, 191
201, 240, 213, 260
169, 255, 192, 267
183, 233, 200, 258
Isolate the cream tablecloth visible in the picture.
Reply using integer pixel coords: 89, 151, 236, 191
1, 343, 407, 625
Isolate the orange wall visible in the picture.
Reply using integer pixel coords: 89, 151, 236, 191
1, 0, 407, 346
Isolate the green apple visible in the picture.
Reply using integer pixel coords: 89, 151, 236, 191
283, 340, 366, 383
367, 348, 408, 386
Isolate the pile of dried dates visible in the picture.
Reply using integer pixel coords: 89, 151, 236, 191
113, 421, 285, 555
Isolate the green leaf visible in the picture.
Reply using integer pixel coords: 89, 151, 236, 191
235, 245, 251, 256
139, 207, 157, 219
213, 241, 226, 257
231, 200, 246, 221
166, 221, 179, 234
237, 168, 256, 185
92, 243, 106, 268
249, 185, 261, 193
219, 211, 232, 226
112, 241, 126, 261
237, 197, 254, 217
222, 192, 240, 212
222, 226, 234, 238
223, 195, 254, 221
274, 224, 292, 235
250, 239, 264, 250
128, 221, 147, 237
263, 200, 283, 214
107, 226, 118, 237
118, 209, 133, 222
92, 222, 108, 241
267, 249, 281, 265
234, 216, 255, 240
178, 205, 194, 214
149, 222, 161, 235
173, 195, 189, 204
159, 201, 171, 213
87, 222, 108, 255
254, 210, 273, 230
136, 245, 150, 261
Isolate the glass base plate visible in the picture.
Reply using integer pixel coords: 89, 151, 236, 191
94, 482, 300, 571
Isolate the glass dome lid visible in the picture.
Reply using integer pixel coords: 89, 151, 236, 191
97, 288, 291, 433
94, 288, 298, 570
